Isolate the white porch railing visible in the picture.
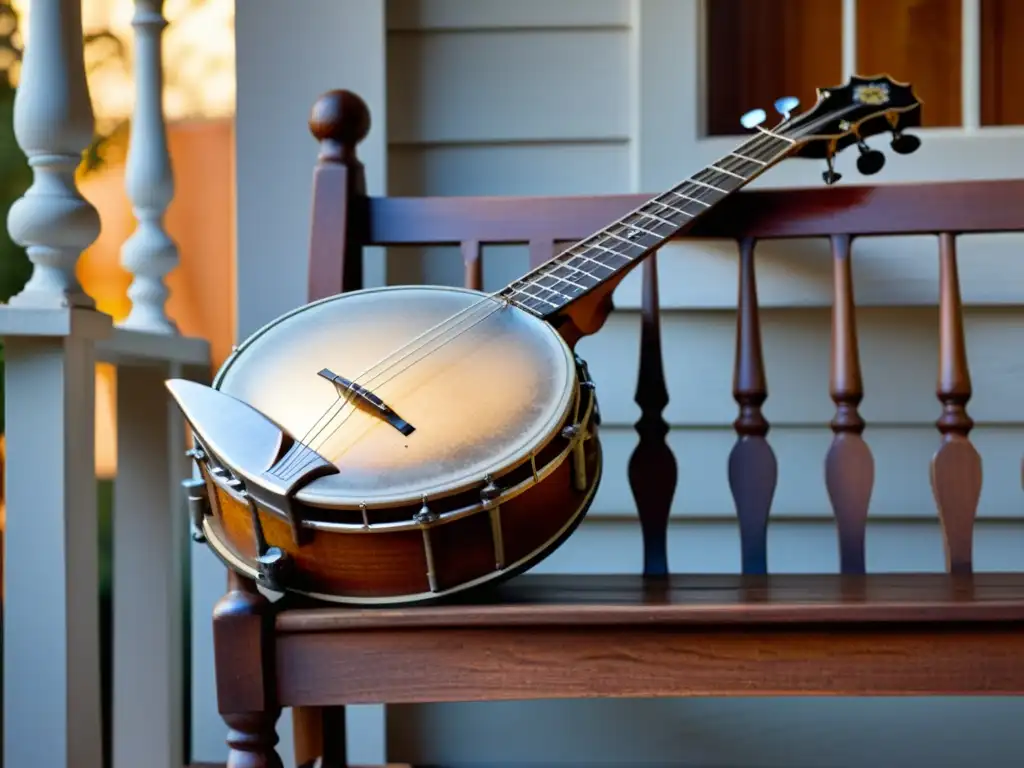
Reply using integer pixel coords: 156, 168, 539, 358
2, 1, 210, 767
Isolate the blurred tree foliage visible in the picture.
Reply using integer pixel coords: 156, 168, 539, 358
0, 2, 31, 305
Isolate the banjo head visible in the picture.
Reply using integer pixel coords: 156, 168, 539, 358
213, 285, 577, 509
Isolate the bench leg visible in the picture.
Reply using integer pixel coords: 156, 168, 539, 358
213, 571, 283, 768
293, 706, 347, 768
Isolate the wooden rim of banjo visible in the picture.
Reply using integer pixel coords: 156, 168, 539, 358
196, 442, 602, 606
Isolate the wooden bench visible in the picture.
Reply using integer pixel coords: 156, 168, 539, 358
210, 90, 1024, 768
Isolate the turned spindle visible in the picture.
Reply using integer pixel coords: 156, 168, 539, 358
307, 90, 371, 300
824, 234, 875, 574
462, 240, 483, 290
628, 253, 676, 577
119, 0, 180, 333
213, 572, 282, 768
727, 237, 777, 575
931, 232, 982, 574
6, 0, 100, 309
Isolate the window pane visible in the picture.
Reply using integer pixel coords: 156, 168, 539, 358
855, 0, 961, 127
704, 0, 843, 137
981, 0, 1024, 126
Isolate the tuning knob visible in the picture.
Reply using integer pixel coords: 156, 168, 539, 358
773, 96, 800, 120
740, 108, 767, 130
855, 141, 886, 175
890, 129, 921, 155
822, 153, 842, 186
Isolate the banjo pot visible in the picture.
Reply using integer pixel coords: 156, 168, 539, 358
170, 285, 602, 605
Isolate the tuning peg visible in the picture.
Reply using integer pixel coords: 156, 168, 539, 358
740, 108, 767, 130
855, 140, 886, 175
822, 153, 842, 186
890, 129, 921, 155
773, 96, 800, 120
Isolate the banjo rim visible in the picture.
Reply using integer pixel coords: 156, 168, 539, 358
211, 284, 580, 509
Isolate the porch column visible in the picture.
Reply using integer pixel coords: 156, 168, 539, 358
2, 3, 110, 768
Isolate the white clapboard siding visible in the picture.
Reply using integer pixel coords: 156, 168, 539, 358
591, 423, 1024, 520
386, 0, 630, 31
387, 145, 629, 286
387, 29, 630, 144
385, 0, 632, 290
387, 144, 631, 196
579, 306, 1024, 427
396, 695, 1024, 768
615, 232, 1024, 310
535, 518, 1024, 576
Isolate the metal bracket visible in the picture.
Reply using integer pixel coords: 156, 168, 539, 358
182, 477, 210, 543
241, 487, 292, 592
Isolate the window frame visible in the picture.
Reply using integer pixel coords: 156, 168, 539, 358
635, 0, 1024, 192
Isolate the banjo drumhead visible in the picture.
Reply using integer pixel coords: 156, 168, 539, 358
214, 285, 577, 509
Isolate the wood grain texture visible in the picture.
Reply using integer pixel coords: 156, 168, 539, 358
276, 626, 1024, 705
213, 571, 283, 768
307, 90, 371, 300
361, 180, 1024, 247
825, 234, 874, 574
856, 0, 962, 127
704, 0, 843, 137
981, 0, 1024, 125
728, 238, 776, 575
931, 233, 982, 574
273, 573, 1024, 705
275, 573, 1024, 630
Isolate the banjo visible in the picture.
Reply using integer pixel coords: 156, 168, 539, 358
169, 75, 921, 605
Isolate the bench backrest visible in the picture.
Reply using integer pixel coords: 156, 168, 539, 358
306, 89, 1024, 577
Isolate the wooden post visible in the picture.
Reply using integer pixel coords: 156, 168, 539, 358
112, 361, 189, 768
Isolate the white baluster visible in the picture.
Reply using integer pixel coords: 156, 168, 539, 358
119, 0, 179, 334
6, 0, 100, 308
2, 2, 111, 767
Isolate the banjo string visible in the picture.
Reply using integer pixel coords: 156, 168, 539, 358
273, 294, 510, 477
274, 131, 797, 481
274, 109, 852, 481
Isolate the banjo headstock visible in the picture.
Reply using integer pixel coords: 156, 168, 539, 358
739, 74, 923, 184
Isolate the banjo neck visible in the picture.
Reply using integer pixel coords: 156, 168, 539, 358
498, 131, 797, 318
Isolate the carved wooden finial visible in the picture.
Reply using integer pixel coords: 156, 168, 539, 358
309, 89, 371, 163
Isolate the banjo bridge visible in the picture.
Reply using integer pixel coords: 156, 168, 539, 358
318, 368, 416, 436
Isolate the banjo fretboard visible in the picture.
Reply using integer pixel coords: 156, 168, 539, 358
500, 132, 794, 317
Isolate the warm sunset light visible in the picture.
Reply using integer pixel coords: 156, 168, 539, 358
5, 0, 236, 478
10, 0, 234, 126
